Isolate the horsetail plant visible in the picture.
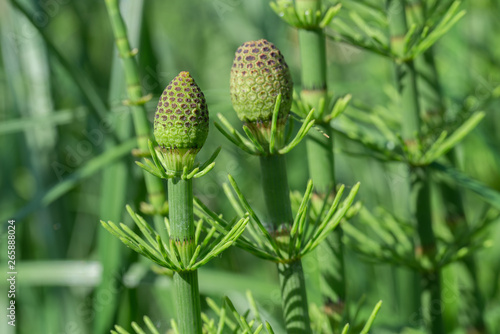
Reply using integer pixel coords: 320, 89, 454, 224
271, 0, 354, 326
406, 2, 487, 331
110, 292, 277, 334
102, 1, 168, 331
101, 72, 249, 334
319, 1, 487, 332
209, 39, 361, 334
104, 0, 167, 226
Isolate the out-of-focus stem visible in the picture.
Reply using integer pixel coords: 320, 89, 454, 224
407, 1, 486, 332
104, 0, 166, 233
388, 1, 443, 333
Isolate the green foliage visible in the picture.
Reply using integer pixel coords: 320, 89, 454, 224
216, 94, 316, 155
102, 204, 247, 271
3, 0, 500, 333
195, 176, 359, 262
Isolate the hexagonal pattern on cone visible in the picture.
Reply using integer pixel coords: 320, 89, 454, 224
154, 71, 209, 150
230, 39, 293, 124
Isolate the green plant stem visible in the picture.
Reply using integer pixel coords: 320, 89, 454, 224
94, 2, 143, 332
260, 155, 293, 227
307, 126, 334, 192
411, 167, 443, 333
388, 1, 420, 140
296, 0, 347, 316
386, 1, 421, 324
173, 271, 201, 332
168, 177, 202, 334
259, 154, 312, 334
407, 2, 486, 332
388, 1, 443, 333
104, 0, 166, 234
406, 0, 445, 125
307, 124, 346, 310
296, 0, 327, 117
277, 260, 311, 334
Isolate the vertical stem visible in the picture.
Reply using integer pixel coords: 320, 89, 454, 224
407, 2, 487, 331
173, 272, 201, 333
388, 0, 420, 140
295, 0, 347, 317
297, 29, 327, 115
168, 177, 202, 334
104, 0, 166, 234
411, 167, 444, 334
388, 1, 443, 333
94, 2, 141, 332
260, 155, 293, 227
278, 260, 311, 334
307, 125, 334, 191
387, 7, 420, 322
259, 154, 312, 334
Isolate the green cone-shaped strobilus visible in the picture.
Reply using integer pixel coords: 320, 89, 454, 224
230, 39, 293, 145
154, 71, 209, 170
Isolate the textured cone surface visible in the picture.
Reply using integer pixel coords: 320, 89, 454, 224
154, 71, 209, 149
230, 39, 293, 123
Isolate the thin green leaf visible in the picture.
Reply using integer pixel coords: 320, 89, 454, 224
113, 325, 130, 334
265, 322, 275, 334
126, 206, 158, 247
279, 108, 315, 154
198, 146, 222, 172
131, 322, 146, 334
410, 1, 466, 57
225, 297, 253, 332
319, 3, 342, 28
227, 174, 282, 256
207, 297, 237, 331
360, 301, 383, 334
269, 94, 282, 154
120, 223, 162, 259
216, 302, 227, 334
214, 121, 256, 155
222, 183, 246, 217
194, 162, 216, 178
170, 319, 180, 334
217, 114, 256, 151
243, 126, 266, 154
431, 162, 500, 210
420, 130, 448, 163
188, 245, 202, 269
424, 111, 485, 163
195, 218, 204, 245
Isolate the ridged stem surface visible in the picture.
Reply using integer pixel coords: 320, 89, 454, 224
296, 0, 347, 315
259, 154, 312, 334
168, 177, 202, 334
278, 260, 311, 334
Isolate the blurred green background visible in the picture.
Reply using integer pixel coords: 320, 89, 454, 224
1, 0, 499, 333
